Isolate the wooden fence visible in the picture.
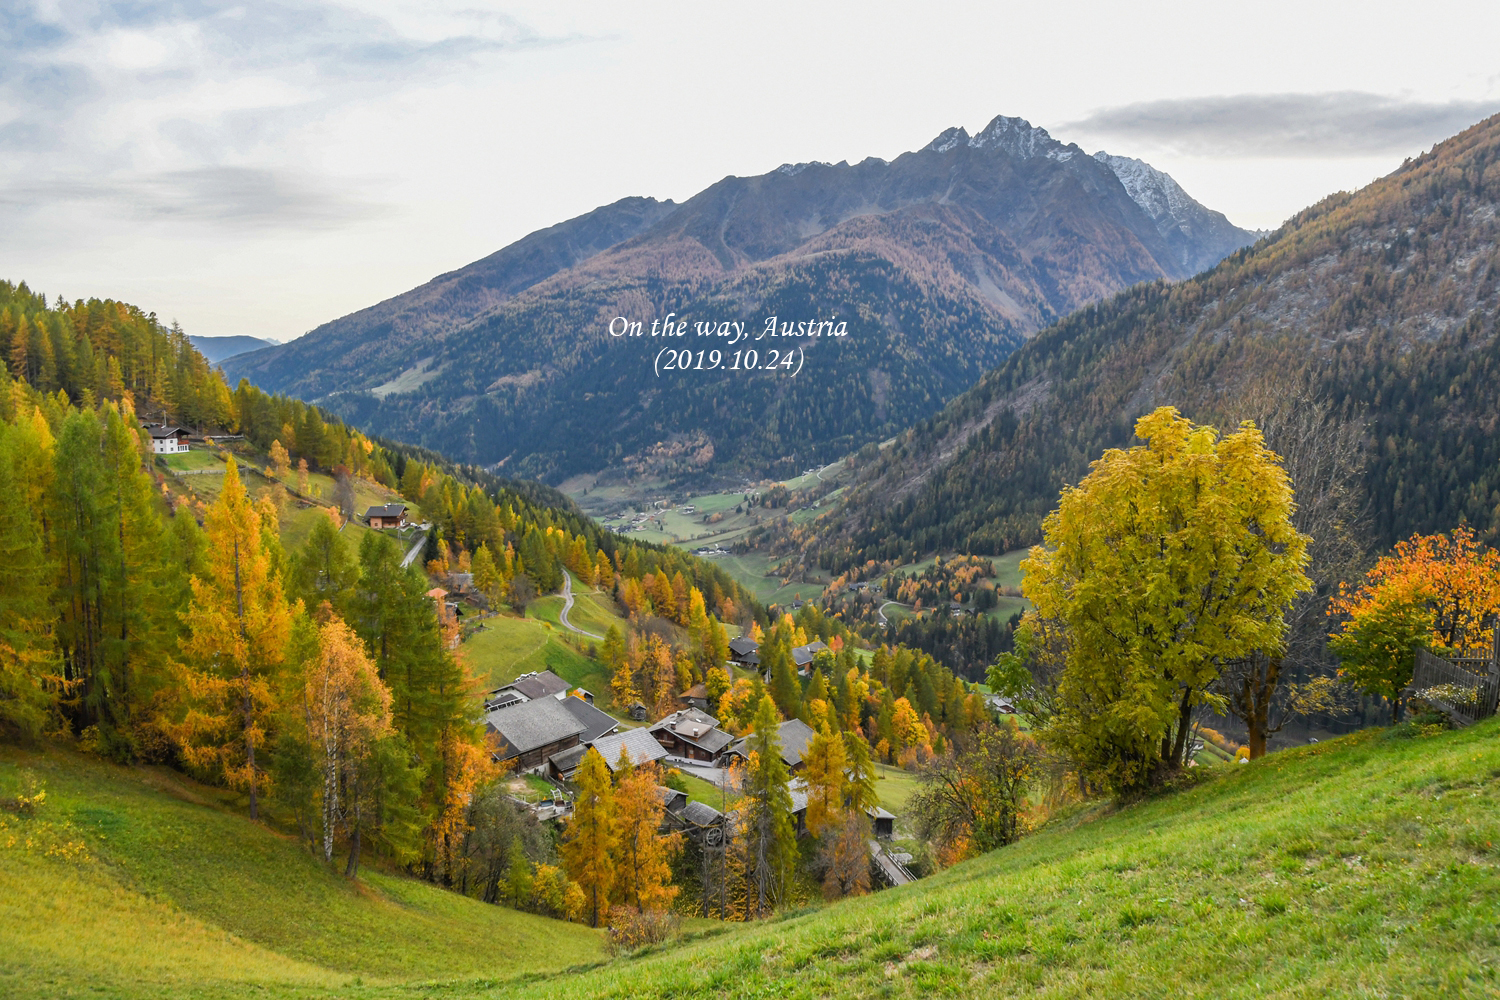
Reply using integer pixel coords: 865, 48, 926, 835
1410, 647, 1500, 727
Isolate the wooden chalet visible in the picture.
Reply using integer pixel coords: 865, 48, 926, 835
727, 636, 760, 667
678, 683, 710, 712
484, 698, 587, 774
648, 708, 733, 764
364, 503, 409, 529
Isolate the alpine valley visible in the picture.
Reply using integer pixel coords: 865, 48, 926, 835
223, 115, 1258, 484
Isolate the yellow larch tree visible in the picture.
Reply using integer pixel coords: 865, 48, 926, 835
561, 747, 617, 927
179, 459, 294, 819
611, 755, 682, 913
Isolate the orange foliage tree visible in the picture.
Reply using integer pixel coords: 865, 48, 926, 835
1329, 525, 1500, 717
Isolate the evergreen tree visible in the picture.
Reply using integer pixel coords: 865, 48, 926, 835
739, 695, 796, 918
289, 512, 358, 617
0, 419, 59, 739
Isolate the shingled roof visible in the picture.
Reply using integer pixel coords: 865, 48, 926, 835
365, 503, 407, 518
728, 718, 818, 768
680, 801, 724, 827
590, 728, 668, 771
728, 636, 759, 656
559, 695, 619, 743
498, 670, 570, 702
649, 708, 733, 754
484, 698, 586, 757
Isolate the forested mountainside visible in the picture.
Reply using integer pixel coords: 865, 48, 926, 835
224, 115, 1257, 483
788, 113, 1500, 574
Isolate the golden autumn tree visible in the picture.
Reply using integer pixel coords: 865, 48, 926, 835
561, 747, 617, 927
179, 459, 294, 819
1329, 525, 1500, 718
801, 723, 848, 839
1025, 407, 1311, 793
611, 754, 682, 913
303, 612, 392, 864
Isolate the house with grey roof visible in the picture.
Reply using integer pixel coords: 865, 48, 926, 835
364, 503, 408, 529
648, 708, 734, 764
791, 641, 828, 673
484, 697, 587, 774
559, 695, 619, 743
728, 636, 759, 663
146, 425, 190, 454
588, 728, 669, 772
726, 718, 817, 772
493, 670, 570, 703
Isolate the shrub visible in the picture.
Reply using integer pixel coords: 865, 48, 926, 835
0, 769, 46, 816
605, 907, 679, 954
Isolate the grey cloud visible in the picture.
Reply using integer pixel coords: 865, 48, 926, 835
1, 167, 385, 231
1064, 92, 1500, 158
0, 2, 585, 153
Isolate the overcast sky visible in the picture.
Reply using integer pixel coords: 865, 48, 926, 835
4, 1, 1499, 343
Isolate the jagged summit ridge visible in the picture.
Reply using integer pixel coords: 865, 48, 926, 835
1092, 152, 1194, 231
1090, 150, 1261, 273
924, 115, 1077, 161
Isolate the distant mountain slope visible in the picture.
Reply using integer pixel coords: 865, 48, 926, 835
225, 115, 1258, 483
799, 113, 1500, 571
187, 334, 277, 363
224, 195, 678, 397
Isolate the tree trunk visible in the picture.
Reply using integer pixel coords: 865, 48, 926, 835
1169, 687, 1194, 768
1246, 655, 1281, 760
345, 824, 361, 879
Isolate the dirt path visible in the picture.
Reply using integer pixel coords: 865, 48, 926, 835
558, 573, 604, 640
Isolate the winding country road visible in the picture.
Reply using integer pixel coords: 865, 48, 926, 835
558, 573, 604, 640
876, 600, 908, 626
399, 529, 427, 569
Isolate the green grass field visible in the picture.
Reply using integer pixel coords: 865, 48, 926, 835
463, 613, 611, 707
160, 448, 224, 472
871, 763, 922, 815
7, 716, 1500, 998
423, 717, 1500, 999
670, 770, 737, 810
0, 747, 604, 1000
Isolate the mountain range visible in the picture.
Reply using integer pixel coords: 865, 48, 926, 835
223, 115, 1258, 483
188, 334, 278, 363
793, 113, 1500, 571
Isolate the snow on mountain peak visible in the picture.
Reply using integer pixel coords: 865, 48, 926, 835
924, 126, 970, 153
1091, 151, 1193, 225
924, 116, 1077, 161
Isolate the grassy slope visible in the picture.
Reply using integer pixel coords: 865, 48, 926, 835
418, 719, 1499, 999
463, 614, 605, 700
0, 747, 605, 1000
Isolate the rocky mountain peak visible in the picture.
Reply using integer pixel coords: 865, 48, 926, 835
924, 115, 1078, 161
